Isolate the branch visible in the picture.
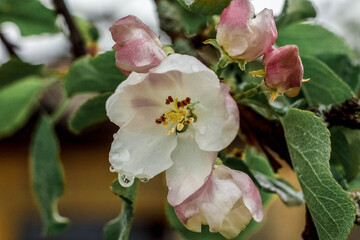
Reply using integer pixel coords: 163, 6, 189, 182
53, 0, 86, 58
0, 30, 19, 58
313, 98, 360, 129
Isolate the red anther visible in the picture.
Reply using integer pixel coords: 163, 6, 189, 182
165, 99, 170, 105
181, 100, 187, 106
185, 97, 191, 104
177, 102, 182, 108
155, 119, 162, 124
160, 116, 166, 122
168, 96, 174, 102
184, 120, 190, 125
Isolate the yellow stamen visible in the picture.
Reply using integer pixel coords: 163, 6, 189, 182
177, 123, 184, 131
188, 117, 194, 123
166, 127, 175, 135
302, 78, 311, 82
270, 91, 278, 102
249, 69, 266, 78
162, 121, 168, 127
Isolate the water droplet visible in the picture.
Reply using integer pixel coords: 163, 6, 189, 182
113, 134, 118, 139
109, 166, 116, 172
140, 178, 149, 183
118, 174, 135, 187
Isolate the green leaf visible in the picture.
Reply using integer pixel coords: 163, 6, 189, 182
30, 115, 69, 235
0, 58, 42, 88
68, 92, 111, 134
317, 54, 360, 92
276, 0, 316, 29
330, 126, 360, 181
281, 108, 355, 240
104, 179, 138, 240
0, 77, 44, 138
176, 0, 231, 16
65, 51, 126, 97
301, 56, 354, 106
277, 23, 352, 57
0, 0, 58, 36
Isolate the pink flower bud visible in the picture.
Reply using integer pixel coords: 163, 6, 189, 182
172, 165, 263, 239
110, 15, 166, 75
216, 0, 277, 62
263, 45, 304, 97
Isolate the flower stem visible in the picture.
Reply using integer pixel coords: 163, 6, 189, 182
233, 83, 264, 102
50, 98, 71, 125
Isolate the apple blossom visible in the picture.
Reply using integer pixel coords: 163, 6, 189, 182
110, 15, 166, 75
173, 164, 263, 239
216, 0, 277, 62
262, 45, 305, 101
106, 54, 239, 206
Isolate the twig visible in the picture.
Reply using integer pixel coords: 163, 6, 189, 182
52, 0, 86, 58
0, 30, 19, 58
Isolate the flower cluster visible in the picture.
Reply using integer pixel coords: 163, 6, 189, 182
106, 0, 308, 237
216, 0, 307, 101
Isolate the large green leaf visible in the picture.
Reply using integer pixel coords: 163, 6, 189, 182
317, 54, 360, 92
0, 58, 42, 88
301, 56, 354, 106
276, 0, 316, 29
176, 0, 231, 16
281, 109, 355, 240
65, 51, 126, 97
104, 179, 138, 240
330, 126, 360, 181
0, 77, 44, 138
0, 0, 58, 36
30, 115, 69, 235
68, 92, 111, 134
277, 23, 352, 57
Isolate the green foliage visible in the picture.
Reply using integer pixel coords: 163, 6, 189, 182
176, 0, 231, 16
0, 58, 42, 88
276, 0, 316, 29
277, 23, 352, 57
301, 56, 354, 106
330, 126, 360, 182
68, 92, 111, 134
281, 109, 355, 240
0, 77, 44, 138
317, 54, 360, 92
104, 179, 138, 240
65, 51, 126, 97
30, 115, 69, 235
74, 16, 99, 43
158, 0, 209, 35
0, 0, 58, 36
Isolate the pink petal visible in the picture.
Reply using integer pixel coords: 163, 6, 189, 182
263, 45, 303, 94
110, 15, 166, 74
173, 165, 263, 239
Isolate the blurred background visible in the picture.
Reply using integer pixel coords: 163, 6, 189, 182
0, 0, 360, 239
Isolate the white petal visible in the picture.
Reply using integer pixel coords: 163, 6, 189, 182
109, 107, 177, 179
193, 83, 239, 151
166, 133, 216, 206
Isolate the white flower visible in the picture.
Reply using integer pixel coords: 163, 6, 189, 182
173, 164, 263, 239
106, 54, 239, 205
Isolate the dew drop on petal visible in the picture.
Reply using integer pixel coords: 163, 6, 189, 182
113, 133, 118, 139
109, 166, 116, 172
140, 178, 149, 183
118, 174, 135, 187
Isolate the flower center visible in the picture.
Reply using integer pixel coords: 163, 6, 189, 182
155, 96, 197, 135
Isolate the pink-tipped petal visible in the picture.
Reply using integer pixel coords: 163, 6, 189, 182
173, 165, 263, 239
110, 15, 166, 74
263, 45, 303, 95
216, 0, 277, 62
